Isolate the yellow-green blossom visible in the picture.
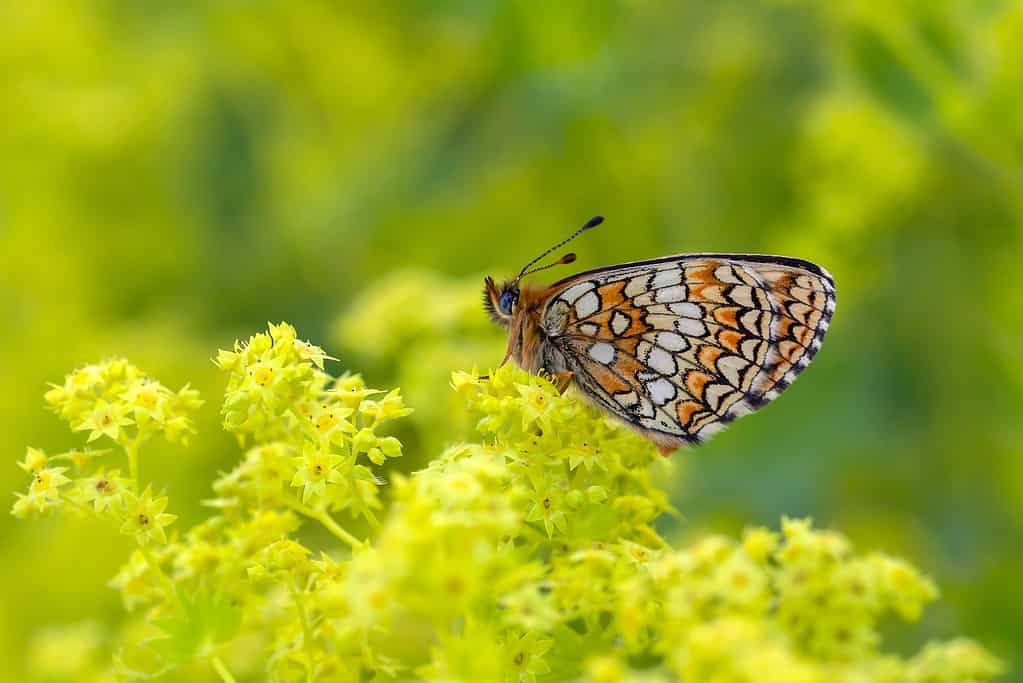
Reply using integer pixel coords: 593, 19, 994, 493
75, 399, 134, 443
291, 445, 344, 503
108, 549, 160, 610
11, 323, 1003, 683
75, 469, 130, 513
45, 358, 201, 448
29, 466, 71, 502
505, 631, 554, 683
18, 447, 49, 473
119, 487, 176, 545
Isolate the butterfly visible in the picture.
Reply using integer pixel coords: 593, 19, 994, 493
483, 216, 835, 455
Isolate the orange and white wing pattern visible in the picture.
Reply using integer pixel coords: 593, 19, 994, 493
541, 254, 835, 447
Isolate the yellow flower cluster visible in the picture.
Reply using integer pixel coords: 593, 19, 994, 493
10, 325, 1004, 683
44, 358, 202, 447
212, 322, 411, 530
13, 357, 200, 520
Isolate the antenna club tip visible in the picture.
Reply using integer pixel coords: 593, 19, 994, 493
561, 253, 577, 264
584, 215, 605, 229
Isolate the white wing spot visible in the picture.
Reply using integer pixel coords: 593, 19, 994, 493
669, 302, 702, 318
578, 323, 599, 336
656, 332, 688, 352
655, 285, 688, 303
677, 318, 707, 337
560, 281, 595, 304
610, 310, 630, 336
575, 291, 600, 318
624, 275, 650, 297
646, 378, 677, 406
588, 342, 616, 365
647, 347, 677, 375
651, 268, 682, 289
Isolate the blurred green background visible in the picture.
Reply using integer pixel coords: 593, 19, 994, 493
3, 0, 1022, 680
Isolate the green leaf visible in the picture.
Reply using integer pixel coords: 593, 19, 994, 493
144, 589, 242, 667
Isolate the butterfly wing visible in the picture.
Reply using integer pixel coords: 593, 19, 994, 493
540, 254, 835, 446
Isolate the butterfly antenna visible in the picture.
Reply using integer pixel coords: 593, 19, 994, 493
516, 215, 604, 281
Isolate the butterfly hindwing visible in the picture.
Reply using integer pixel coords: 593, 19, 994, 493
541, 255, 835, 445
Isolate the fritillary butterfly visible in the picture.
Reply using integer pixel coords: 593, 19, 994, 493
483, 216, 836, 455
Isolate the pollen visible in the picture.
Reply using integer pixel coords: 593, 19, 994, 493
251, 366, 274, 386
137, 390, 158, 409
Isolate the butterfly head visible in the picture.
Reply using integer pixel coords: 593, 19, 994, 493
483, 276, 519, 327
483, 215, 604, 329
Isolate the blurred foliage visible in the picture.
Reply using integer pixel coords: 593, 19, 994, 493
2, 0, 1022, 680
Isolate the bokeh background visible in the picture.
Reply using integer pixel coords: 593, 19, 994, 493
3, 1, 1022, 680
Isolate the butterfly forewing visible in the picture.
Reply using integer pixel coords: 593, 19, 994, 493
541, 255, 835, 446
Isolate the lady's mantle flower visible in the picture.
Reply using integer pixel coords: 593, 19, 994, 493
217, 323, 337, 443
525, 486, 567, 537
76, 469, 130, 513
44, 358, 201, 450
499, 583, 560, 632
11, 466, 71, 518
119, 486, 176, 545
31, 467, 72, 501
18, 447, 49, 473
121, 380, 164, 423
514, 381, 558, 431
10, 321, 1004, 683
742, 526, 779, 564
108, 550, 159, 610
305, 402, 356, 445
291, 445, 344, 503
505, 631, 553, 683
75, 399, 134, 443
266, 538, 312, 575
358, 388, 413, 425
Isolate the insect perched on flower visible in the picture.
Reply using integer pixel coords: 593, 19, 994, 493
484, 216, 836, 455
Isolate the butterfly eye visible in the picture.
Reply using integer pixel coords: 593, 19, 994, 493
499, 290, 517, 315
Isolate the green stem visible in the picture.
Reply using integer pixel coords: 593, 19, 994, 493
288, 579, 315, 683
315, 510, 364, 548
361, 508, 381, 530
125, 435, 141, 487
522, 521, 550, 540
211, 656, 237, 683
288, 499, 363, 549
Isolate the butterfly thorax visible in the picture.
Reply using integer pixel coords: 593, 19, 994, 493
507, 285, 567, 374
